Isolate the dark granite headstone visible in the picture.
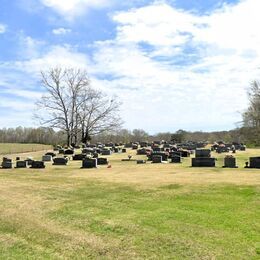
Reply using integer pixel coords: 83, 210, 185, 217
101, 150, 112, 156
42, 155, 52, 162
223, 157, 237, 168
16, 161, 28, 168
2, 161, 12, 169
53, 157, 68, 165
150, 152, 168, 161
82, 158, 97, 168
45, 152, 56, 157
171, 156, 181, 163
97, 157, 108, 165
195, 149, 211, 158
31, 161, 45, 168
64, 149, 74, 155
249, 157, 260, 168
72, 154, 86, 161
137, 148, 147, 155
152, 155, 162, 163
192, 158, 215, 167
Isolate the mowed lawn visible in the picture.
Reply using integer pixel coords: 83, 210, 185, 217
0, 143, 52, 155
0, 148, 259, 259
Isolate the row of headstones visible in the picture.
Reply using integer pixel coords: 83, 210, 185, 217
1, 157, 109, 169
141, 148, 260, 168
57, 147, 127, 156
135, 154, 236, 168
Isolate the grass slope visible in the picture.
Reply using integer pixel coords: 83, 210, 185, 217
0, 143, 52, 155
0, 148, 259, 259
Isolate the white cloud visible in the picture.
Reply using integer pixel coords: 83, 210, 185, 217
89, 0, 260, 132
15, 45, 91, 73
40, 0, 113, 18
52, 27, 71, 35
0, 24, 6, 33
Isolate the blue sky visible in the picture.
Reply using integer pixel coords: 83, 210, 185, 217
0, 0, 260, 133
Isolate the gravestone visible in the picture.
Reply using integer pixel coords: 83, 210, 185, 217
195, 149, 211, 158
45, 152, 56, 157
2, 160, 12, 169
150, 152, 168, 161
53, 157, 68, 165
82, 158, 97, 168
223, 156, 237, 168
114, 147, 119, 153
16, 161, 28, 168
152, 155, 162, 163
249, 157, 260, 168
64, 149, 74, 155
171, 156, 181, 163
31, 161, 45, 169
73, 154, 86, 161
137, 148, 147, 155
97, 157, 108, 165
192, 158, 215, 167
101, 150, 112, 156
42, 155, 52, 162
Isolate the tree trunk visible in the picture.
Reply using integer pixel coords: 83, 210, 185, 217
82, 130, 91, 144
67, 132, 70, 147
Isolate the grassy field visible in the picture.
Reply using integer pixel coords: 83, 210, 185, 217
0, 143, 52, 155
0, 148, 259, 259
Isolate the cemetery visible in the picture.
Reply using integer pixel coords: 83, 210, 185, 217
0, 140, 259, 259
0, 141, 258, 170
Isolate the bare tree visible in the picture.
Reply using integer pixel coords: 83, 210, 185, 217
36, 67, 122, 146
78, 87, 123, 144
243, 80, 260, 127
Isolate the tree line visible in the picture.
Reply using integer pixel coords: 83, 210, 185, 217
0, 126, 249, 146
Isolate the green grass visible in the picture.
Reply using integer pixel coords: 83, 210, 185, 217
0, 143, 52, 155
50, 184, 259, 259
0, 148, 259, 259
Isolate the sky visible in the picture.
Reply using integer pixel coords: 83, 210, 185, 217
0, 0, 260, 133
